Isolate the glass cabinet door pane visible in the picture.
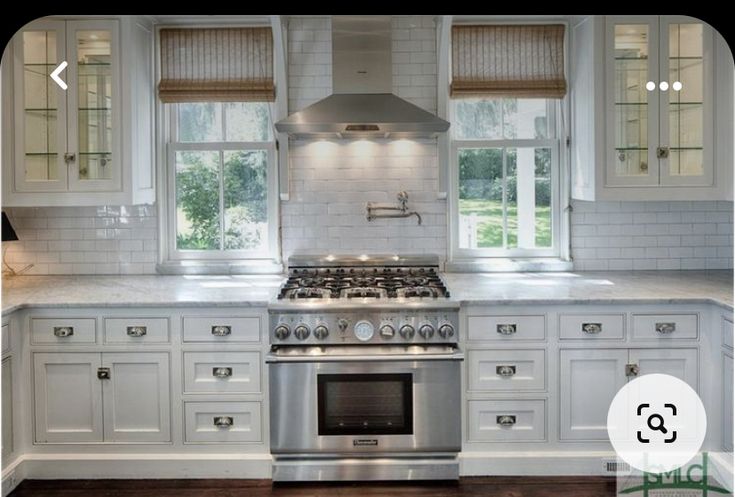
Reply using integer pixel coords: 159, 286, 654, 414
613, 24, 651, 177
668, 23, 704, 177
22, 30, 59, 181
76, 30, 113, 180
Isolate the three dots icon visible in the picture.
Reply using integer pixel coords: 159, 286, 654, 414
646, 81, 683, 91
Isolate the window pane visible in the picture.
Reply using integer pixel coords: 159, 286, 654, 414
223, 150, 269, 251
178, 103, 223, 142
225, 103, 272, 142
534, 148, 552, 248
507, 147, 553, 249
458, 148, 503, 248
453, 98, 550, 139
175, 151, 220, 250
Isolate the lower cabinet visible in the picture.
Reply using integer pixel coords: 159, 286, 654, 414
560, 348, 698, 441
2, 357, 13, 459
723, 352, 733, 452
33, 352, 170, 443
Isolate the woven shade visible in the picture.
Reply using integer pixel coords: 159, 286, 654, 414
451, 24, 567, 99
159, 27, 275, 103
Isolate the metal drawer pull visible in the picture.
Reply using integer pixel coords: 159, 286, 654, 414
97, 367, 111, 380
625, 364, 640, 377
496, 365, 517, 377
211, 325, 232, 336
655, 322, 676, 334
214, 416, 234, 428
126, 326, 147, 337
53, 326, 74, 337
497, 324, 517, 335
497, 415, 516, 426
212, 367, 233, 378
582, 323, 603, 334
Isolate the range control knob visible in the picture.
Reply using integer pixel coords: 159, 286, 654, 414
313, 325, 329, 340
438, 323, 455, 339
419, 324, 435, 339
399, 324, 415, 340
274, 324, 290, 340
294, 324, 311, 340
379, 324, 396, 339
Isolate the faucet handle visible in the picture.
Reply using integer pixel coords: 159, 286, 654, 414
397, 191, 409, 205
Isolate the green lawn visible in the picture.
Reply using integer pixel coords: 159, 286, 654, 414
459, 199, 551, 248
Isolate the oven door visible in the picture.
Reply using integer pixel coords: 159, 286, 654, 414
268, 350, 462, 455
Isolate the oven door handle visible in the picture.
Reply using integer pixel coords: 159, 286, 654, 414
265, 352, 465, 363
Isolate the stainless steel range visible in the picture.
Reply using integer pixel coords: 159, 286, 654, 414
267, 255, 462, 482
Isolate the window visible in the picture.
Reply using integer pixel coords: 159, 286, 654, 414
165, 101, 276, 261
451, 98, 560, 256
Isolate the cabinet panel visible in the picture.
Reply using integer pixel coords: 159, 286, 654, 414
104, 317, 169, 344
559, 313, 625, 340
723, 316, 733, 350
467, 315, 546, 341
631, 313, 698, 340
33, 352, 103, 443
184, 401, 262, 443
182, 316, 261, 343
467, 399, 546, 442
723, 352, 733, 452
560, 349, 628, 440
101, 352, 170, 442
467, 349, 545, 392
183, 351, 261, 394
629, 348, 698, 389
2, 357, 13, 460
1, 323, 9, 354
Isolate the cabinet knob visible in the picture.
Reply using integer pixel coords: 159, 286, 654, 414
214, 416, 234, 428
212, 367, 233, 378
497, 324, 517, 335
97, 367, 111, 380
655, 322, 676, 334
625, 363, 640, 377
63, 153, 76, 163
497, 415, 516, 426
126, 326, 147, 337
656, 146, 670, 159
211, 325, 232, 337
53, 326, 74, 337
496, 365, 517, 377
582, 323, 603, 334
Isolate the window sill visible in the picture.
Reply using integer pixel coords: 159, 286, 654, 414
157, 259, 284, 275
445, 257, 573, 273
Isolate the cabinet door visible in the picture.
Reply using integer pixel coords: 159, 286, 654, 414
33, 353, 103, 443
605, 16, 660, 187
629, 348, 698, 390
12, 19, 69, 192
560, 349, 628, 440
66, 20, 121, 192
723, 352, 733, 452
2, 357, 13, 460
101, 352, 170, 442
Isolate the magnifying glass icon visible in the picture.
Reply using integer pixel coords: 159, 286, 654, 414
647, 414, 668, 434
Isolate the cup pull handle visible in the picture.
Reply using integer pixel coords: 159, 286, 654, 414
212, 367, 233, 378
497, 324, 517, 335
211, 325, 232, 336
214, 416, 234, 428
126, 326, 147, 337
582, 323, 603, 334
53, 326, 74, 337
497, 415, 516, 426
655, 322, 676, 334
496, 365, 516, 377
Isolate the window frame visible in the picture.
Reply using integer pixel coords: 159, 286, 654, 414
448, 98, 563, 259
162, 102, 280, 265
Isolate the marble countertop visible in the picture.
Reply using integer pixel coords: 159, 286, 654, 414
1, 270, 732, 315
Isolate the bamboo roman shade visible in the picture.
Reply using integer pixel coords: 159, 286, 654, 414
451, 24, 567, 99
158, 27, 275, 103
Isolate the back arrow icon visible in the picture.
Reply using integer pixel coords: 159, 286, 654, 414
50, 61, 68, 90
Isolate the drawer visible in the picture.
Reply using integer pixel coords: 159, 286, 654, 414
1, 324, 9, 354
183, 352, 261, 394
30, 318, 96, 345
468, 399, 546, 442
184, 401, 262, 443
723, 316, 733, 350
182, 316, 260, 343
467, 315, 546, 341
632, 314, 698, 340
104, 318, 170, 344
468, 349, 545, 391
559, 314, 625, 340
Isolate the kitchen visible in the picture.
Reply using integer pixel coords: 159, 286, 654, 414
0, 14, 733, 497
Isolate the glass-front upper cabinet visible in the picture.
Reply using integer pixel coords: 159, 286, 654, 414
11, 19, 120, 193
605, 16, 713, 188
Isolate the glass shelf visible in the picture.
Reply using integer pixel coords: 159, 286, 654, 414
25, 152, 58, 156
615, 56, 649, 60
79, 152, 112, 155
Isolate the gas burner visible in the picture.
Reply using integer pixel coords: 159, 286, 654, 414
347, 276, 378, 287
396, 286, 439, 298
298, 276, 326, 287
401, 276, 430, 287
340, 287, 388, 299
285, 288, 332, 299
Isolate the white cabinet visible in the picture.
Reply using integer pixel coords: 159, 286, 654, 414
570, 15, 733, 201
560, 347, 698, 440
2, 357, 13, 460
723, 351, 733, 452
1, 16, 155, 206
33, 352, 170, 443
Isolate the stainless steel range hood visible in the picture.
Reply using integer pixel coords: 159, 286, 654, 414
275, 16, 449, 138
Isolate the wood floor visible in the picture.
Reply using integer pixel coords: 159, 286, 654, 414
9, 477, 617, 497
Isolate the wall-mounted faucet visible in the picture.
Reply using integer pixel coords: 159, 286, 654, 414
366, 191, 422, 225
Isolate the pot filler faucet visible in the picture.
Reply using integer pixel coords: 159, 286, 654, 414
366, 191, 422, 225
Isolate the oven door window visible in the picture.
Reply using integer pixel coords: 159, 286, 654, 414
317, 373, 413, 436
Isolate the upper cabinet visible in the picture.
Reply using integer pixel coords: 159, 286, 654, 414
571, 16, 733, 201
1, 17, 155, 206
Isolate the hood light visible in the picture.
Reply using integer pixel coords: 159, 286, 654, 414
345, 124, 380, 132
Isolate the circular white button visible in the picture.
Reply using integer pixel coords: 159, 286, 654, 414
607, 373, 706, 473
646, 81, 656, 91
672, 81, 683, 91
659, 81, 669, 91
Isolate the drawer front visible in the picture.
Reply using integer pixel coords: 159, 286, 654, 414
467, 315, 546, 341
632, 314, 698, 340
30, 318, 96, 345
723, 317, 733, 350
183, 352, 261, 394
104, 318, 170, 344
184, 401, 262, 443
468, 399, 546, 442
468, 349, 545, 391
559, 314, 625, 340
182, 317, 260, 343
1, 324, 9, 354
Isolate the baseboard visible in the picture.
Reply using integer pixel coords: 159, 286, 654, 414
1, 455, 25, 497
460, 451, 618, 476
